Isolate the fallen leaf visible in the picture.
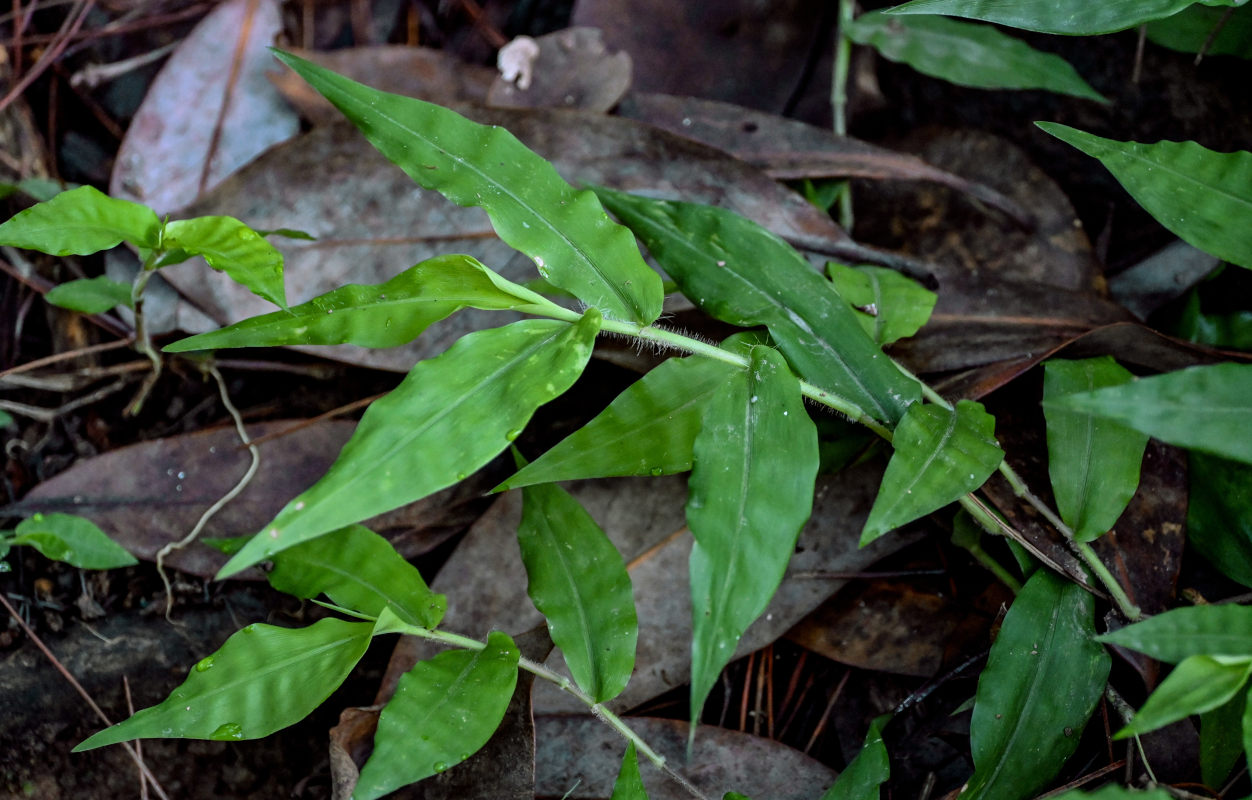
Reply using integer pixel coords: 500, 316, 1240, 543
109, 0, 300, 215
487, 28, 632, 112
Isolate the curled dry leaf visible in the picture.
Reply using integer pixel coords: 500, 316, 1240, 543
109, 0, 299, 215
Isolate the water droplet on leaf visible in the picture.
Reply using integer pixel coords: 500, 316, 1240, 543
195, 656, 215, 672
433, 762, 449, 773
505, 428, 522, 441
209, 722, 245, 741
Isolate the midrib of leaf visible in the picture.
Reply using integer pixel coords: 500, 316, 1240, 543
183, 629, 364, 707
331, 89, 639, 320
1099, 140, 1252, 210
974, 586, 1067, 791
301, 324, 568, 508
891, 409, 960, 506
1073, 366, 1098, 534
867, 270, 886, 344
707, 383, 757, 650
403, 649, 489, 731
622, 207, 890, 420
538, 518, 601, 698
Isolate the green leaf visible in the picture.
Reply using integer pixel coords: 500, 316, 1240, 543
594, 186, 920, 425
610, 744, 649, 800
0, 410, 13, 428
266, 524, 445, 629
861, 400, 1003, 545
160, 216, 287, 308
826, 263, 937, 346
354, 631, 520, 800
1044, 363, 1252, 464
687, 345, 818, 726
1037, 123, 1252, 270
218, 314, 600, 578
1116, 655, 1252, 738
886, 0, 1222, 36
272, 49, 662, 325
12, 513, 137, 569
1147, 4, 1252, 59
845, 12, 1106, 101
1188, 452, 1252, 588
74, 617, 373, 750
1177, 288, 1252, 349
0, 177, 72, 202
1048, 787, 1173, 800
165, 254, 556, 353
44, 276, 134, 314
820, 713, 891, 800
497, 355, 737, 490
1098, 604, 1252, 662
1200, 689, 1246, 787
1042, 357, 1148, 542
0, 185, 160, 254
962, 570, 1111, 800
517, 479, 638, 703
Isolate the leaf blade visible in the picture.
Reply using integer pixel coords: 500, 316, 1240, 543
610, 743, 649, 800
886, 0, 1210, 36
13, 513, 137, 569
518, 479, 638, 703
1037, 123, 1252, 270
1116, 655, 1252, 738
826, 263, 937, 346
0, 185, 160, 254
218, 314, 601, 577
1098, 605, 1252, 662
819, 714, 891, 800
45, 276, 134, 314
272, 49, 662, 324
161, 216, 287, 308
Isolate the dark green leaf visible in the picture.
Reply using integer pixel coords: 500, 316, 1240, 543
1048, 787, 1173, 800
518, 479, 638, 703
272, 49, 662, 325
820, 714, 891, 800
1116, 655, 1252, 738
1045, 363, 1252, 464
861, 400, 1003, 545
610, 744, 649, 800
160, 216, 287, 308
886, 0, 1220, 35
1037, 123, 1252, 270
963, 570, 1111, 800
256, 227, 317, 241
12, 513, 137, 569
1188, 452, 1252, 588
826, 263, 937, 345
0, 185, 160, 254
1147, 4, 1252, 59
1043, 357, 1148, 542
497, 355, 737, 490
74, 617, 373, 750
1176, 288, 1252, 349
594, 186, 920, 425
165, 254, 556, 353
354, 631, 520, 800
44, 276, 134, 314
687, 345, 818, 725
1098, 604, 1252, 662
266, 524, 445, 628
218, 314, 600, 577
846, 12, 1105, 101
0, 177, 71, 202
1200, 690, 1246, 787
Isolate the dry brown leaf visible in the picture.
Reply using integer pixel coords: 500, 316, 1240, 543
488, 28, 632, 112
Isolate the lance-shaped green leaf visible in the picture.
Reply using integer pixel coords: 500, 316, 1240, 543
1043, 357, 1148, 542
498, 355, 737, 490
687, 345, 818, 727
1098, 604, 1252, 662
886, 0, 1228, 36
1188, 453, 1252, 588
0, 185, 160, 254
12, 513, 137, 569
354, 630, 519, 800
272, 49, 662, 325
160, 216, 287, 308
1116, 655, 1252, 739
74, 617, 373, 750
45, 276, 134, 314
845, 12, 1106, 101
1038, 123, 1252, 270
266, 524, 445, 629
218, 314, 600, 578
610, 743, 649, 800
166, 254, 558, 353
861, 400, 1002, 546
826, 263, 937, 346
819, 714, 891, 800
595, 186, 919, 425
962, 570, 1110, 800
518, 478, 637, 703
1044, 363, 1252, 464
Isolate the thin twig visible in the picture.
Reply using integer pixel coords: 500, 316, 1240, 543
0, 593, 170, 799
0, 0, 95, 113
0, 376, 132, 422
156, 365, 260, 620
122, 676, 150, 800
804, 668, 849, 754
0, 337, 135, 381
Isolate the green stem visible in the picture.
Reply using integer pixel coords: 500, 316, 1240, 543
397, 624, 711, 800
962, 542, 1022, 594
832, 0, 856, 231
126, 251, 165, 416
